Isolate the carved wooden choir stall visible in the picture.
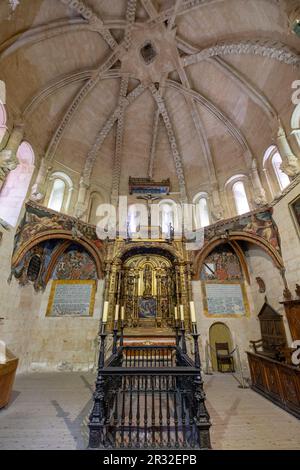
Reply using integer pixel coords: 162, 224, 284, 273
248, 301, 300, 419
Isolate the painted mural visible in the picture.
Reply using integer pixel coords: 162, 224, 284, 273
204, 209, 281, 253
290, 195, 300, 239
13, 201, 102, 260
53, 246, 97, 281
138, 297, 157, 319
200, 247, 243, 282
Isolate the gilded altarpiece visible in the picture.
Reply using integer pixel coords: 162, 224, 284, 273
103, 240, 193, 330
122, 255, 175, 327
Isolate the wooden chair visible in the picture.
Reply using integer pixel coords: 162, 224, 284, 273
215, 342, 235, 373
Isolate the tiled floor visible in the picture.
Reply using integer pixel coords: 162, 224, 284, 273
0, 372, 299, 450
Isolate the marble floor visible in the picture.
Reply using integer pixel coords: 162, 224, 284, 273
0, 372, 299, 450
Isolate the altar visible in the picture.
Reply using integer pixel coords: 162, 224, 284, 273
103, 238, 193, 331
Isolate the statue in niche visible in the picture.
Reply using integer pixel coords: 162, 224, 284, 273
127, 274, 135, 294
161, 276, 168, 297
160, 299, 169, 319
143, 265, 152, 297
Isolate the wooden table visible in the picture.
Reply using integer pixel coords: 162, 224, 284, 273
0, 349, 18, 409
247, 351, 300, 419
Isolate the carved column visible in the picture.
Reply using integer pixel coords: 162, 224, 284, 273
0, 124, 24, 189
30, 158, 50, 202
211, 183, 225, 221
277, 122, 300, 177
250, 158, 267, 206
75, 177, 90, 219
291, 129, 300, 156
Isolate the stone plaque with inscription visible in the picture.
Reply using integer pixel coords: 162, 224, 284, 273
46, 280, 96, 317
202, 281, 249, 317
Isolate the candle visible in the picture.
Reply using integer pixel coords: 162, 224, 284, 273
102, 301, 109, 323
180, 304, 184, 322
115, 304, 120, 322
121, 306, 125, 321
190, 301, 196, 324
174, 306, 178, 321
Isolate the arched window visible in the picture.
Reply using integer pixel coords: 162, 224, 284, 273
47, 172, 73, 213
232, 181, 250, 215
271, 152, 290, 190
263, 146, 290, 194
193, 193, 210, 228
158, 199, 180, 237
0, 141, 35, 226
48, 179, 65, 212
0, 101, 7, 147
161, 203, 174, 234
128, 204, 140, 234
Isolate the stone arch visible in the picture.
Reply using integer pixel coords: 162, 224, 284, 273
193, 231, 284, 280
12, 230, 104, 279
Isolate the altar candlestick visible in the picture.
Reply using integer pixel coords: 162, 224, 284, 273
121, 306, 125, 321
102, 301, 109, 323
180, 304, 184, 322
174, 306, 178, 321
115, 304, 120, 322
190, 301, 196, 324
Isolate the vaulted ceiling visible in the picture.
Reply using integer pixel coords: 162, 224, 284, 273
0, 0, 299, 202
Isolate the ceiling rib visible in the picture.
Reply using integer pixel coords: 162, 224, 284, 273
82, 84, 146, 185
173, 58, 218, 186
58, 0, 118, 50
177, 35, 277, 121
149, 83, 187, 202
166, 79, 253, 169
111, 77, 129, 203
182, 40, 300, 68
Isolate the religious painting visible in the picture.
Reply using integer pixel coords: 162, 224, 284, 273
12, 201, 102, 265
138, 297, 157, 319
204, 209, 281, 254
53, 246, 97, 281
202, 281, 250, 318
46, 280, 96, 317
200, 247, 243, 282
289, 195, 300, 239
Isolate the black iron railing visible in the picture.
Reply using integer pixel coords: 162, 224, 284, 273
88, 324, 211, 450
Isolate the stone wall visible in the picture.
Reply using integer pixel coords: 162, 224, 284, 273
0, 182, 299, 375
0, 228, 104, 373
193, 181, 300, 374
